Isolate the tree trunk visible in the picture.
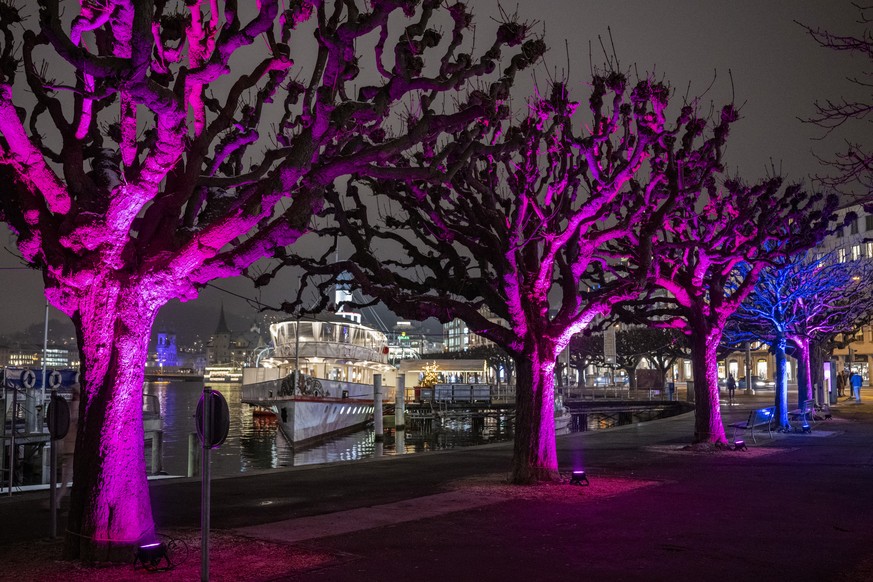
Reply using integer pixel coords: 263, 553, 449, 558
792, 336, 813, 406
512, 350, 559, 483
809, 339, 827, 397
688, 320, 727, 444
63, 281, 161, 562
773, 334, 790, 431
621, 365, 637, 390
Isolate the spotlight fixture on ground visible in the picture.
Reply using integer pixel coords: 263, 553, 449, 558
569, 470, 590, 486
133, 541, 171, 572
733, 440, 747, 451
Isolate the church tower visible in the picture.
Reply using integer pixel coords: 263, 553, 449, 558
207, 304, 233, 365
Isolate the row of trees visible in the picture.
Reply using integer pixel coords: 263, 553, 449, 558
0, 0, 543, 560
728, 251, 873, 430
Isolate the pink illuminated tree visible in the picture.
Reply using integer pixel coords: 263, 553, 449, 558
263, 73, 738, 482
618, 180, 837, 444
0, 0, 537, 560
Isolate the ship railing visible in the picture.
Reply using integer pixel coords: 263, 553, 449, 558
273, 341, 388, 365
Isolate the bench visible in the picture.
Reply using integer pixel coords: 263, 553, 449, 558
788, 399, 816, 432
728, 406, 775, 444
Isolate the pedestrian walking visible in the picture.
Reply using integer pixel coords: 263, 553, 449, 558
727, 373, 736, 404
837, 370, 847, 398
850, 372, 863, 402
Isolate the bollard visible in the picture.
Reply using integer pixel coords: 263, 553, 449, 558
187, 432, 200, 477
395, 376, 405, 431
374, 374, 383, 441
395, 427, 406, 455
150, 431, 163, 474
25, 388, 38, 434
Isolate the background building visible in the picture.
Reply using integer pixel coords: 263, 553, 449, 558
443, 307, 504, 353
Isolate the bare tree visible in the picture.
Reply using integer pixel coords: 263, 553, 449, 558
0, 0, 533, 560
729, 250, 873, 425
800, 4, 873, 204
265, 73, 739, 482
568, 332, 605, 385
612, 327, 690, 389
618, 180, 837, 444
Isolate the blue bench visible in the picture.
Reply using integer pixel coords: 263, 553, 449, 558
728, 406, 775, 444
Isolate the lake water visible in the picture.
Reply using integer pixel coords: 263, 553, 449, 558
146, 380, 514, 477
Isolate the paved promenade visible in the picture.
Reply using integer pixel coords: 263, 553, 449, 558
2, 388, 872, 581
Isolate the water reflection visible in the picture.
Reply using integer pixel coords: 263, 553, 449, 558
145, 380, 515, 476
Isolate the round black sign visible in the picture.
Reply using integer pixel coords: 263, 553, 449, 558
195, 389, 230, 449
47, 393, 70, 440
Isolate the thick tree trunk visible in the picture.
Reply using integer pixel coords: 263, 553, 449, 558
63, 282, 161, 562
512, 351, 559, 483
688, 320, 727, 444
773, 335, 790, 431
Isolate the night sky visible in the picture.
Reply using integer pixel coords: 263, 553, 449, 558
0, 1, 866, 343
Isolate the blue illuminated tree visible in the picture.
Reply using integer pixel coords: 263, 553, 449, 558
729, 252, 873, 429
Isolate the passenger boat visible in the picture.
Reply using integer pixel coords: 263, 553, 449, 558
240, 315, 395, 446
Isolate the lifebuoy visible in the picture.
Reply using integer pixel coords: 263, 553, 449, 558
48, 370, 62, 388
20, 369, 36, 389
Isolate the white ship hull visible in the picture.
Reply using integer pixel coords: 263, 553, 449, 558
242, 375, 375, 446
276, 396, 375, 445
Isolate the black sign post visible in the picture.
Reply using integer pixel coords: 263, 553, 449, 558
195, 387, 229, 582
46, 392, 70, 538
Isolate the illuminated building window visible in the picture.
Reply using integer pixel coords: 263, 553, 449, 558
838, 248, 847, 263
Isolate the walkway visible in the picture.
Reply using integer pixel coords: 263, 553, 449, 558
1, 388, 872, 581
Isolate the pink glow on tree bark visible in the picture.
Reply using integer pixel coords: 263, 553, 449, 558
513, 356, 558, 482
794, 337, 813, 404
689, 323, 728, 444
186, 0, 216, 137
68, 281, 160, 558
69, 1, 107, 140
0, 91, 71, 216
